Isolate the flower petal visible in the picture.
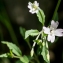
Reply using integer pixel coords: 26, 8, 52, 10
29, 10, 35, 14
34, 1, 39, 7
47, 34, 55, 43
43, 26, 50, 34
55, 29, 63, 36
50, 20, 59, 29
28, 2, 32, 9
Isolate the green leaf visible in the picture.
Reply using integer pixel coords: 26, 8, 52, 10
19, 27, 26, 38
20, 55, 29, 63
36, 8, 45, 25
25, 29, 39, 39
0, 53, 8, 57
1, 41, 22, 56
41, 42, 50, 63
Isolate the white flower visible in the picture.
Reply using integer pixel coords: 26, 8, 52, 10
28, 1, 39, 14
43, 20, 63, 43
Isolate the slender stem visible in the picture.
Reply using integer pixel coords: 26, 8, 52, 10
27, 43, 40, 63
26, 41, 40, 63
36, 31, 42, 40
27, 31, 42, 63
21, 30, 41, 63
52, 0, 61, 20
33, 31, 42, 47
25, 38, 31, 49
32, 31, 42, 63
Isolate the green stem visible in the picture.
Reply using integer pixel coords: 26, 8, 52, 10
32, 31, 42, 63
52, 0, 61, 20
20, 28, 40, 63
26, 42, 40, 63
28, 44, 40, 63
33, 31, 42, 47
26, 33, 41, 63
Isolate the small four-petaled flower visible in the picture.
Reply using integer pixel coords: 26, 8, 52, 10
28, 1, 39, 14
43, 20, 63, 43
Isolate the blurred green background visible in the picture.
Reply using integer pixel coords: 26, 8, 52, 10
0, 0, 63, 63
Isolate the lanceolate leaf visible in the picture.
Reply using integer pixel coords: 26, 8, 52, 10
25, 29, 39, 39
1, 41, 22, 56
41, 42, 50, 63
37, 8, 45, 25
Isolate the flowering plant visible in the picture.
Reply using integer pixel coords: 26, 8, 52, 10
25, 1, 63, 63
0, 0, 62, 63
